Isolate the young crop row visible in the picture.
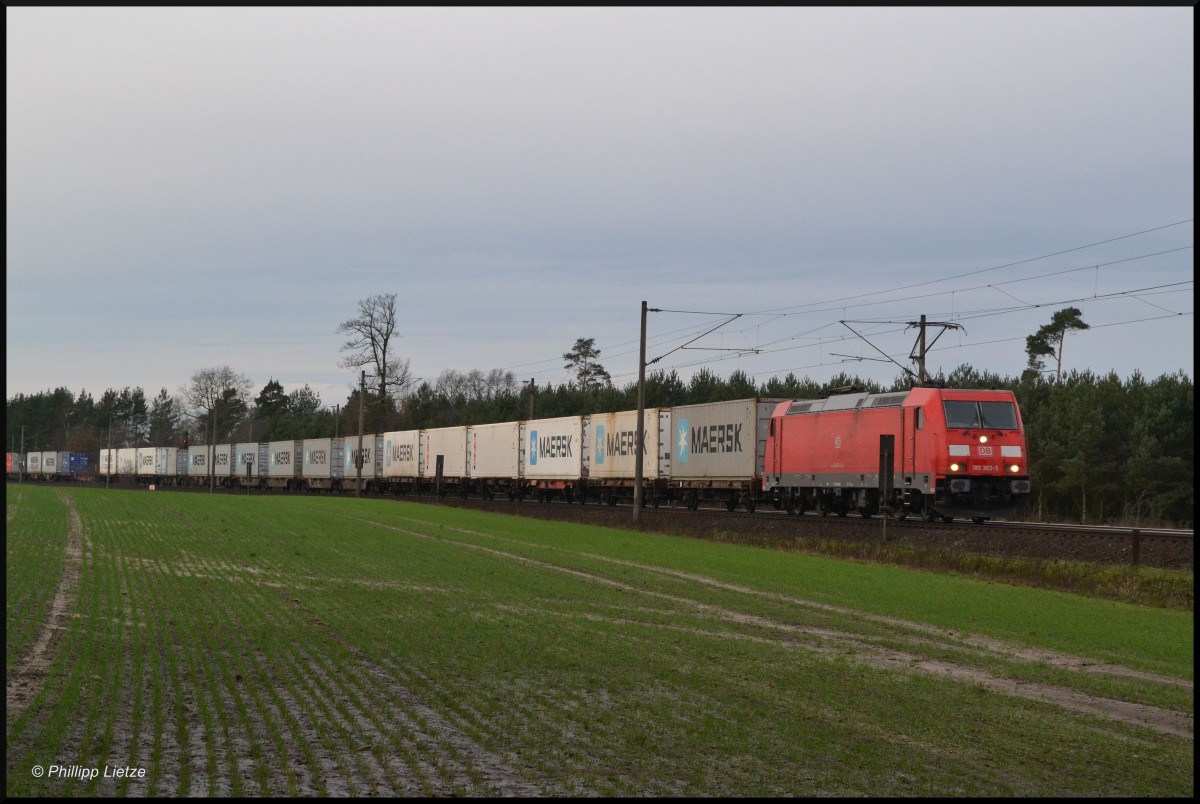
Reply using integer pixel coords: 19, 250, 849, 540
5, 486, 1194, 797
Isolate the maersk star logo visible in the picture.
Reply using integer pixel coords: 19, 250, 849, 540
594, 425, 606, 464
676, 419, 689, 464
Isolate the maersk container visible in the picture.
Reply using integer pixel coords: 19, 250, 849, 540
301, 438, 344, 481
135, 447, 157, 477
212, 444, 233, 478
233, 442, 268, 481
268, 440, 303, 480
469, 421, 522, 479
187, 445, 209, 480
522, 416, 587, 481
27, 453, 42, 474
588, 408, 670, 480
381, 430, 423, 480
98, 449, 115, 476
342, 435, 383, 481
423, 426, 468, 479
187, 444, 232, 482
666, 399, 780, 482
38, 451, 58, 477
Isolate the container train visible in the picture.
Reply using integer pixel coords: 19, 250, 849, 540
7, 387, 1032, 522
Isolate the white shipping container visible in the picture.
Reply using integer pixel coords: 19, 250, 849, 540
469, 422, 522, 479
233, 443, 267, 480
302, 438, 344, 480
154, 447, 180, 477
187, 445, 232, 478
188, 445, 209, 476
381, 430, 423, 479
213, 444, 233, 478
136, 447, 156, 476
342, 435, 383, 479
588, 408, 664, 480
523, 416, 586, 480
39, 451, 58, 475
117, 448, 138, 476
667, 399, 779, 481
99, 449, 116, 476
27, 452, 42, 474
268, 440, 302, 479
424, 427, 468, 478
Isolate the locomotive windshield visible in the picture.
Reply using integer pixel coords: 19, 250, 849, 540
943, 400, 1018, 430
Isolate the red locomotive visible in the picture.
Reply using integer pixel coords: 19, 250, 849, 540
763, 387, 1031, 522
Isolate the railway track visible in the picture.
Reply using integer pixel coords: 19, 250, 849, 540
12, 479, 1194, 571
429, 495, 1195, 572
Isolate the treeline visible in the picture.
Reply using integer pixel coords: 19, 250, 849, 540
6, 365, 1193, 528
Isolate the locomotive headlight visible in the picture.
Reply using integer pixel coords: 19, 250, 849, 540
1010, 464, 1020, 473
950, 463, 960, 472
978, 435, 988, 444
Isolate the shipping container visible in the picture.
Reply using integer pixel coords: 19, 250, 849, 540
5, 453, 14, 475
186, 444, 232, 485
38, 451, 59, 477
381, 430, 423, 481
116, 448, 138, 477
136, 447, 157, 477
342, 435, 383, 488
232, 442, 269, 483
522, 416, 587, 500
27, 452, 42, 475
423, 427, 469, 494
301, 438, 344, 489
98, 449, 115, 477
468, 422, 522, 497
588, 408, 669, 480
665, 398, 781, 510
69, 452, 91, 475
267, 440, 303, 488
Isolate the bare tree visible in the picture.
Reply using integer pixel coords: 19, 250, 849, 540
180, 365, 253, 441
337, 293, 412, 404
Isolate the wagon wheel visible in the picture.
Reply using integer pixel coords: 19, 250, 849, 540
744, 497, 757, 513
726, 494, 737, 512
686, 490, 700, 511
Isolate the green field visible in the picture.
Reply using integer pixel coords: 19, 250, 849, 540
5, 484, 1194, 796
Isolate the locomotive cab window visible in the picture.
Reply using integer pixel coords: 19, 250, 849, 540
944, 400, 1018, 430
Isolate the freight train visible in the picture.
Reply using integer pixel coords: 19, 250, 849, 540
7, 387, 1031, 522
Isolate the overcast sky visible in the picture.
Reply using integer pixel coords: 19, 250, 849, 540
6, 7, 1194, 410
